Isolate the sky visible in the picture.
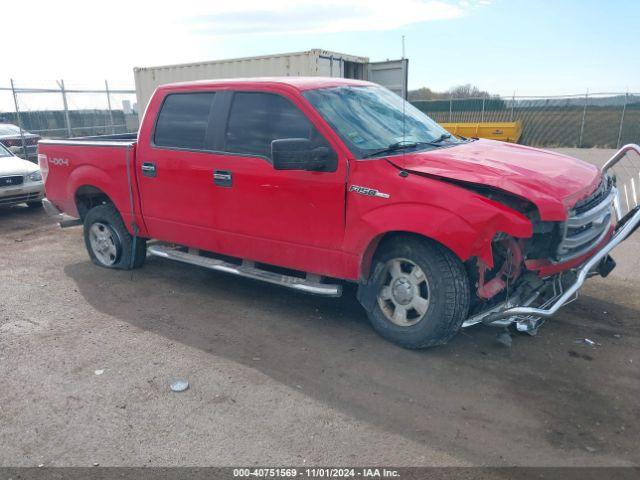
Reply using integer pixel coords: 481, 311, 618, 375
2, 0, 640, 97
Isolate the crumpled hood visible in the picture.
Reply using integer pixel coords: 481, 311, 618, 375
387, 139, 601, 221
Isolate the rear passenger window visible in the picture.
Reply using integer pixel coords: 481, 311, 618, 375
225, 92, 334, 163
154, 93, 215, 150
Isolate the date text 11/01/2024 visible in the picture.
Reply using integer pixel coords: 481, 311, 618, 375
233, 468, 400, 477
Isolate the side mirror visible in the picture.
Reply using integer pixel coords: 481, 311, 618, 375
271, 138, 329, 171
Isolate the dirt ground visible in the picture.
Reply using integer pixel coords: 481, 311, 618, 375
0, 148, 638, 467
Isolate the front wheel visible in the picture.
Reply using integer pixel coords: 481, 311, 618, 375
360, 237, 470, 349
83, 204, 147, 270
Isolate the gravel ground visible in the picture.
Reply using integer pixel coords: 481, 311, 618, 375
0, 148, 638, 467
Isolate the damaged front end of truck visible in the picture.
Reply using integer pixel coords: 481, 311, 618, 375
461, 145, 640, 334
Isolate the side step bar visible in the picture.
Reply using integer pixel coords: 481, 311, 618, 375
147, 244, 342, 297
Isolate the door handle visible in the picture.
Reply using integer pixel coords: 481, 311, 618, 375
141, 162, 157, 177
214, 170, 232, 187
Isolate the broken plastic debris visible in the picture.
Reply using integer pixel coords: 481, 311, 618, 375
94, 369, 104, 375
516, 318, 543, 336
170, 380, 189, 392
496, 330, 512, 347
574, 338, 600, 347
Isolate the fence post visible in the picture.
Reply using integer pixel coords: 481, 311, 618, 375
510, 91, 515, 121
616, 92, 628, 149
449, 95, 453, 122
481, 94, 486, 123
105, 80, 115, 134
57, 79, 72, 138
9, 79, 28, 159
578, 89, 588, 148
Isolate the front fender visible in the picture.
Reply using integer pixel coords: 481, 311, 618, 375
346, 200, 533, 277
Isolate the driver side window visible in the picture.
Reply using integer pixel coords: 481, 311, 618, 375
224, 92, 336, 170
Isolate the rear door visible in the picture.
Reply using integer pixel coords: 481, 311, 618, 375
136, 91, 228, 243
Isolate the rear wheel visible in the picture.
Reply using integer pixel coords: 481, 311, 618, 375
83, 204, 146, 269
360, 237, 470, 349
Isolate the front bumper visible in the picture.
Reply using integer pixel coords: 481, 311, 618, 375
463, 144, 640, 330
0, 182, 44, 206
465, 205, 639, 328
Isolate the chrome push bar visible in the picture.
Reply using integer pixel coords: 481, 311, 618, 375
483, 144, 640, 323
602, 143, 640, 171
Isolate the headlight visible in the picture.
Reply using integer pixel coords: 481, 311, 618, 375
26, 171, 42, 182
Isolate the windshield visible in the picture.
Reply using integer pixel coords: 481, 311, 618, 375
0, 143, 12, 157
0, 124, 22, 135
303, 85, 460, 158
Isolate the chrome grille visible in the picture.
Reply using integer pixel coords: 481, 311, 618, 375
557, 182, 615, 262
573, 178, 612, 214
0, 175, 24, 187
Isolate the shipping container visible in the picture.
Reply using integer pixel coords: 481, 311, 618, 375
134, 49, 408, 112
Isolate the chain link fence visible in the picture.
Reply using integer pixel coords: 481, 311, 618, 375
0, 79, 138, 161
412, 92, 640, 148
2, 81, 639, 162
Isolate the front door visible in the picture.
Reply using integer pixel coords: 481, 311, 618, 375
206, 90, 348, 273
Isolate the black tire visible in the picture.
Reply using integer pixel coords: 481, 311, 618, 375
360, 236, 470, 349
83, 204, 146, 270
26, 200, 43, 209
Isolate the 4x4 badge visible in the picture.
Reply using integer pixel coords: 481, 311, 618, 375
349, 185, 390, 199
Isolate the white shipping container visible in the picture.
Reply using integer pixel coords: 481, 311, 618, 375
134, 49, 407, 112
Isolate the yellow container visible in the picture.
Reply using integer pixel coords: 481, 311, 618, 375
440, 121, 523, 143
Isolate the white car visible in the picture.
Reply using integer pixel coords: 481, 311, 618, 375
0, 143, 44, 208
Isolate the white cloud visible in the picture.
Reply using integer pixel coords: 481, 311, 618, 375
188, 0, 467, 36
2, 0, 486, 92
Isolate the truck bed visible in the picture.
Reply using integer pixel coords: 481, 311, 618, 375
38, 133, 145, 236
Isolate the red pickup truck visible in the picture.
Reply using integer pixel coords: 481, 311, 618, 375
39, 78, 640, 348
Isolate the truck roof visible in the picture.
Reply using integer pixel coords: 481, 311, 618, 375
158, 76, 374, 92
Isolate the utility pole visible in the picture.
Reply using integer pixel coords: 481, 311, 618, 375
105, 80, 115, 134
10, 79, 28, 159
57, 79, 72, 138
578, 89, 589, 148
617, 91, 628, 149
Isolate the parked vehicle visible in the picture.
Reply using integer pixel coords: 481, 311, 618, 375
39, 78, 640, 349
0, 122, 40, 162
0, 143, 44, 208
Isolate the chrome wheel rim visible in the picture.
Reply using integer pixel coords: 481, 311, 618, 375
377, 258, 430, 327
89, 222, 119, 266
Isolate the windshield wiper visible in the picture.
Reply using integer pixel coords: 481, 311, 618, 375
425, 133, 452, 145
363, 134, 455, 159
363, 140, 419, 158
